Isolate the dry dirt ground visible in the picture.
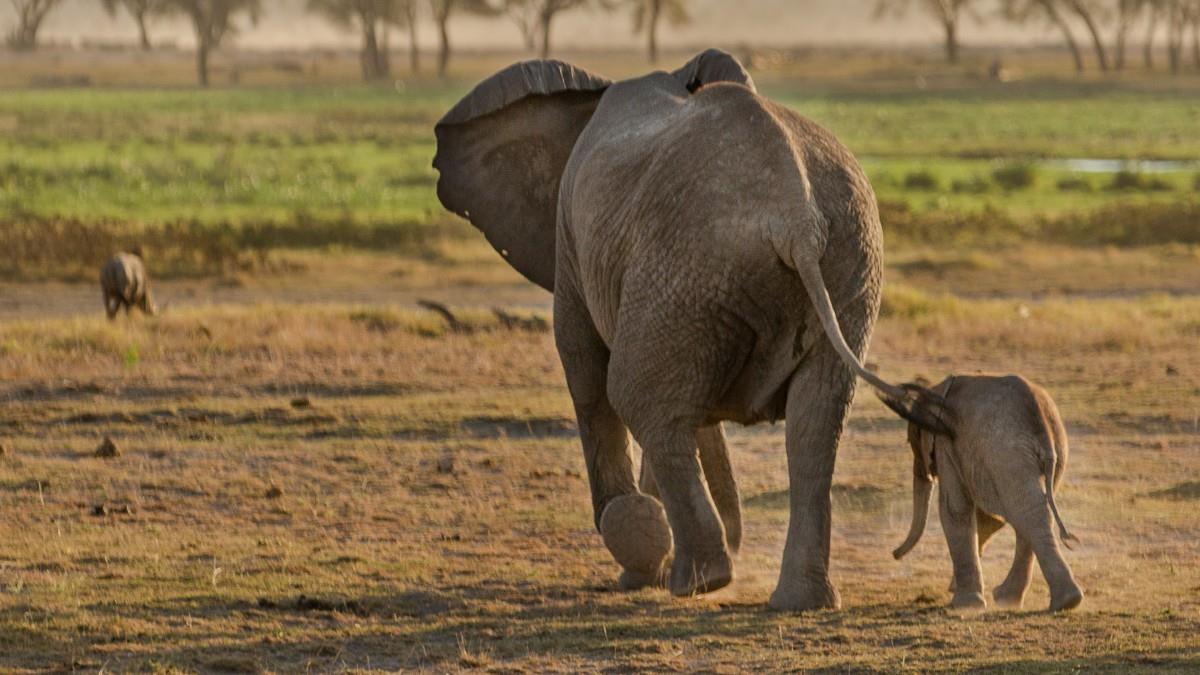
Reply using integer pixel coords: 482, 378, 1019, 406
0, 248, 1198, 672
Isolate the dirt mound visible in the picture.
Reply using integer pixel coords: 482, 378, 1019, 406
1148, 482, 1200, 500
460, 416, 577, 439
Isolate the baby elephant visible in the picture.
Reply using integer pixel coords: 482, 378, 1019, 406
894, 374, 1083, 612
100, 249, 158, 319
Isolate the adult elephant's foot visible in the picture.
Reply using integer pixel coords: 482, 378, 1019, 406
600, 494, 672, 588
1049, 583, 1083, 612
950, 591, 987, 610
992, 582, 1026, 609
668, 548, 733, 597
618, 565, 669, 591
768, 578, 841, 612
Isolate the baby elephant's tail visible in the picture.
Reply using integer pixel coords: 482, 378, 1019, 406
1043, 450, 1080, 550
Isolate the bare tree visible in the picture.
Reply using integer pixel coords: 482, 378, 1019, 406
1062, 0, 1110, 70
428, 0, 495, 78
1193, 3, 1200, 67
1002, 0, 1085, 72
165, 0, 262, 87
534, 0, 607, 58
629, 0, 689, 63
6, 0, 66, 50
874, 0, 979, 64
1111, 0, 1143, 69
503, 0, 539, 52
397, 0, 419, 73
1164, 0, 1199, 73
499, 0, 606, 58
1143, 0, 1162, 67
100, 0, 175, 50
308, 0, 416, 80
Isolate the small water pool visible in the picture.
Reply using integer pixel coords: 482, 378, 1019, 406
1043, 158, 1198, 174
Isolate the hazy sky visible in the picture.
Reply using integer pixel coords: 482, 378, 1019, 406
18, 0, 1057, 51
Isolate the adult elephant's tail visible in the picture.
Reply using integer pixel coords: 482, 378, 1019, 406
792, 260, 954, 438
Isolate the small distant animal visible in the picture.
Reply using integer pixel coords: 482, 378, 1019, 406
893, 374, 1084, 612
100, 248, 158, 319
988, 57, 1010, 82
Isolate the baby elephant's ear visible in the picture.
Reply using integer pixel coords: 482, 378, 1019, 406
434, 60, 611, 291
672, 49, 755, 93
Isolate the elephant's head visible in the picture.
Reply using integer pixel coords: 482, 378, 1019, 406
432, 50, 756, 291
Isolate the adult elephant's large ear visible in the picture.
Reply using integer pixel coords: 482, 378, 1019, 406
433, 60, 611, 291
671, 49, 755, 94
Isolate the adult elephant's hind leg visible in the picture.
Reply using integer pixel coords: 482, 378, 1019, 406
770, 346, 854, 611
698, 424, 742, 555
640, 423, 742, 555
637, 425, 733, 596
555, 291, 670, 589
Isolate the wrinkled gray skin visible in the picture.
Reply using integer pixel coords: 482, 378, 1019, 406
101, 251, 157, 319
894, 374, 1084, 612
433, 50, 939, 610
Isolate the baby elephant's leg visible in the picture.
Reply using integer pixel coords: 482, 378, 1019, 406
938, 472, 986, 609
1006, 482, 1083, 612
948, 511, 1003, 593
993, 533, 1035, 609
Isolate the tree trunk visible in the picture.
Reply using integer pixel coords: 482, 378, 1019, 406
1043, 1, 1084, 73
1114, 31, 1125, 71
1168, 23, 1182, 74
1193, 17, 1200, 69
408, 16, 420, 74
437, 16, 450, 78
943, 17, 959, 64
648, 0, 660, 64
135, 11, 152, 51
1144, 7, 1158, 69
11, 12, 43, 51
539, 12, 553, 59
379, 26, 391, 79
361, 22, 381, 80
1068, 1, 1109, 71
1114, 16, 1129, 70
1168, 4, 1186, 75
197, 41, 210, 87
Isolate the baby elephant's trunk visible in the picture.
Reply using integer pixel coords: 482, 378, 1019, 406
893, 460, 934, 559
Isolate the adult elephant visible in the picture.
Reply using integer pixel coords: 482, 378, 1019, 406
432, 50, 942, 610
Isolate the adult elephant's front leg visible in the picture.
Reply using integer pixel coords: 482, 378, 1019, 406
769, 345, 855, 611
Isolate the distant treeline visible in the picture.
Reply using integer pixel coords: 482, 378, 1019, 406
7, 1, 1200, 87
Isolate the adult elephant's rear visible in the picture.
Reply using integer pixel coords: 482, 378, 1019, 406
434, 50, 937, 610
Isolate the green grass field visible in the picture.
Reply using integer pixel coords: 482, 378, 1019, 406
4, 71, 1200, 249
1, 48, 1199, 672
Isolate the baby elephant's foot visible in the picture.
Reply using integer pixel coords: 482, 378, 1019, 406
1049, 583, 1084, 612
950, 591, 987, 610
600, 494, 672, 589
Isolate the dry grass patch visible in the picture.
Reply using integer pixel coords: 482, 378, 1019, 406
0, 293, 1196, 672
